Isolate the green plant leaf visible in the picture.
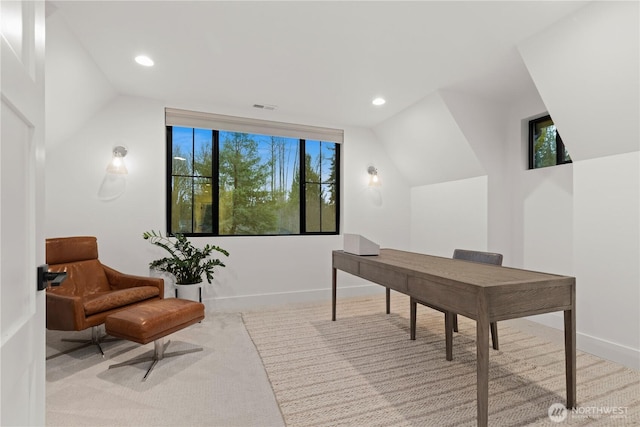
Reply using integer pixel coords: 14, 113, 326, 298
143, 231, 229, 284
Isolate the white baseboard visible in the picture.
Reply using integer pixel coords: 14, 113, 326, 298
527, 313, 639, 371
204, 284, 383, 313
577, 332, 640, 371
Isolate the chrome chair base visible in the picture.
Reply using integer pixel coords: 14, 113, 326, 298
46, 325, 118, 360
108, 338, 203, 381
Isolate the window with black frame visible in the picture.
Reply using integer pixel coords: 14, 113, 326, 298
165, 109, 341, 236
529, 115, 572, 169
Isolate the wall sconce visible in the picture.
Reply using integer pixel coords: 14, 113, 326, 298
367, 165, 380, 186
106, 146, 128, 175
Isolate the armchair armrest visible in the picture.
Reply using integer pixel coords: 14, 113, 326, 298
46, 292, 85, 331
103, 265, 164, 297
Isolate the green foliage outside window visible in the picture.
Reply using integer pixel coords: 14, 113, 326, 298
304, 141, 338, 233
529, 115, 572, 169
168, 127, 339, 236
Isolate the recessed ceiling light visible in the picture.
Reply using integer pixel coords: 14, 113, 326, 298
372, 97, 386, 106
135, 55, 154, 67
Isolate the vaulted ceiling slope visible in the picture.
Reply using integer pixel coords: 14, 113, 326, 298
45, 11, 117, 147
519, 0, 640, 161
374, 1, 639, 186
373, 91, 486, 187
49, 1, 588, 129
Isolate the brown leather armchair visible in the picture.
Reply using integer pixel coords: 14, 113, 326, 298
46, 236, 164, 357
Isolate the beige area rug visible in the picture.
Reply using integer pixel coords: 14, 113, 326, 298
242, 294, 640, 427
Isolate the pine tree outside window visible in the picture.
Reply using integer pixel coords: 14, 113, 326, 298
165, 109, 341, 236
528, 115, 572, 169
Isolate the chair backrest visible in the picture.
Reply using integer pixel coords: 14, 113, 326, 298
46, 236, 110, 296
46, 236, 98, 264
452, 249, 503, 266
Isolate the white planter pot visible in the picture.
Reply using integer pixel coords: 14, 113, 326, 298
149, 268, 176, 299
175, 283, 202, 302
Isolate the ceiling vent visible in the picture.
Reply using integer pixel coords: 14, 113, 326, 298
253, 103, 278, 111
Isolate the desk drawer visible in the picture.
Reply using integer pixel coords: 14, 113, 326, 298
489, 284, 573, 320
333, 254, 359, 275
360, 263, 407, 293
408, 277, 477, 318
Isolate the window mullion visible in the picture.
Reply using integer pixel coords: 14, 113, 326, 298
213, 130, 219, 235
556, 130, 564, 166
166, 126, 173, 235
299, 139, 306, 234
190, 128, 196, 233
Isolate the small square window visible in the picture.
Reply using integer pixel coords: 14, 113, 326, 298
529, 115, 571, 169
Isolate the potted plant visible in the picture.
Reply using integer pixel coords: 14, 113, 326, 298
143, 230, 229, 301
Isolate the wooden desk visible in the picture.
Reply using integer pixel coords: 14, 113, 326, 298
332, 249, 576, 427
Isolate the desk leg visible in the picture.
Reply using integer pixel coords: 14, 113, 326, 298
332, 268, 337, 321
386, 288, 391, 314
476, 299, 490, 427
410, 298, 417, 340
564, 307, 576, 408
445, 311, 453, 361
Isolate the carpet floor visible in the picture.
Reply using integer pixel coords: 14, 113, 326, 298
46, 312, 285, 427
46, 294, 639, 426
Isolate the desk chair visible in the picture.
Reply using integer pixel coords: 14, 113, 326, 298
409, 249, 503, 350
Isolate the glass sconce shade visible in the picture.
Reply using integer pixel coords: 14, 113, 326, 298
106, 146, 128, 175
367, 165, 379, 186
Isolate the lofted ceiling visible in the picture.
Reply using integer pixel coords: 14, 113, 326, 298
48, 1, 588, 129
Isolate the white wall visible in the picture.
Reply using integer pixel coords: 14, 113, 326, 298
505, 92, 575, 335
410, 177, 487, 257
505, 93, 574, 275
45, 96, 167, 266
340, 126, 411, 250
45, 12, 116, 148
44, 93, 411, 311
45, 7, 413, 311
573, 153, 639, 368
508, 149, 640, 369
439, 90, 512, 259
512, 0, 639, 368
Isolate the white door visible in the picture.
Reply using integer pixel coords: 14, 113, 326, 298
0, 0, 46, 425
